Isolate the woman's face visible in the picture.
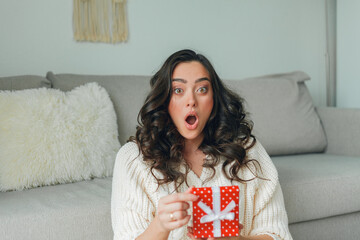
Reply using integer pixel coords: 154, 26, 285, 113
168, 61, 214, 143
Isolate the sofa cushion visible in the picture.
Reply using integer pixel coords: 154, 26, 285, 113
272, 154, 360, 224
289, 212, 360, 240
47, 72, 150, 145
0, 75, 51, 90
0, 178, 113, 240
225, 71, 327, 156
0, 83, 120, 191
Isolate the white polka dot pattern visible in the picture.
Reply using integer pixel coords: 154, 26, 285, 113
191, 186, 240, 238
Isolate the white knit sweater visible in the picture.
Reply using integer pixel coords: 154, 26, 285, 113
111, 141, 293, 240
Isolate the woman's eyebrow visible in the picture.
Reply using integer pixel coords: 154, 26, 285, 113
195, 77, 210, 83
172, 77, 210, 83
172, 78, 187, 83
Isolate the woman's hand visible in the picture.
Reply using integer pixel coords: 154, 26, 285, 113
154, 187, 199, 234
187, 224, 244, 240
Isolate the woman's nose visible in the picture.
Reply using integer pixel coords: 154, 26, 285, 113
186, 92, 197, 107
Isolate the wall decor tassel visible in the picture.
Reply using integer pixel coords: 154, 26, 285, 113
73, 0, 128, 43
112, 0, 128, 43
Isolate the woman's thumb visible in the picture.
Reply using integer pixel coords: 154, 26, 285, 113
185, 185, 195, 193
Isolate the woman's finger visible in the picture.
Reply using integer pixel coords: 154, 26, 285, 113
186, 232, 196, 240
172, 209, 188, 220
156, 187, 199, 232
159, 209, 188, 223
161, 201, 189, 213
185, 185, 195, 194
166, 214, 191, 230
161, 192, 198, 204
239, 223, 244, 231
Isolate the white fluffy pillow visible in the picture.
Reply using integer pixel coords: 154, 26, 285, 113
0, 83, 120, 191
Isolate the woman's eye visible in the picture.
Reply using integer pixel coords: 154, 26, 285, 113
197, 87, 208, 93
173, 88, 183, 94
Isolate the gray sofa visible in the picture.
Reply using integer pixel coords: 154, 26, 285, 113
0, 71, 359, 240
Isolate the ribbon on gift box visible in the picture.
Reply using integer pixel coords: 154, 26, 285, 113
198, 200, 236, 223
196, 186, 236, 237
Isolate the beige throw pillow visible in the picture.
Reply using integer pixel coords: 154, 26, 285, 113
0, 83, 120, 191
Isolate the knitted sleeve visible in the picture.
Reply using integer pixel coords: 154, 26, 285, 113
247, 141, 293, 240
111, 142, 157, 240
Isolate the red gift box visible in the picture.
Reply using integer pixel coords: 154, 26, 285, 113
191, 186, 240, 238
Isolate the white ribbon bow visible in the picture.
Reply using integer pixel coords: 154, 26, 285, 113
198, 200, 236, 223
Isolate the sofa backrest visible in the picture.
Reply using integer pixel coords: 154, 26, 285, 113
2, 71, 326, 155
46, 70, 326, 156
0, 75, 50, 90
46, 72, 150, 145
225, 71, 327, 156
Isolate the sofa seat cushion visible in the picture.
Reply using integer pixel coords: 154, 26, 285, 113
272, 154, 360, 224
0, 178, 113, 240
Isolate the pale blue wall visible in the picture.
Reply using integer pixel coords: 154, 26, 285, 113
0, 0, 327, 106
337, 0, 360, 108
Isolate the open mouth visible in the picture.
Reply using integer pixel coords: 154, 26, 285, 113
184, 112, 199, 130
186, 115, 197, 125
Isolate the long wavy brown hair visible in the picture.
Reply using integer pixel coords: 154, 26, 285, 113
130, 49, 262, 191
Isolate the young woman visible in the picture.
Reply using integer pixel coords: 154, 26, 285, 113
111, 50, 292, 240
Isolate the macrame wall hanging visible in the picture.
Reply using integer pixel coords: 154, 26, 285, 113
73, 0, 128, 43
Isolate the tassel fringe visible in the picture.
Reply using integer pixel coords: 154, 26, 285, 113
73, 0, 128, 43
